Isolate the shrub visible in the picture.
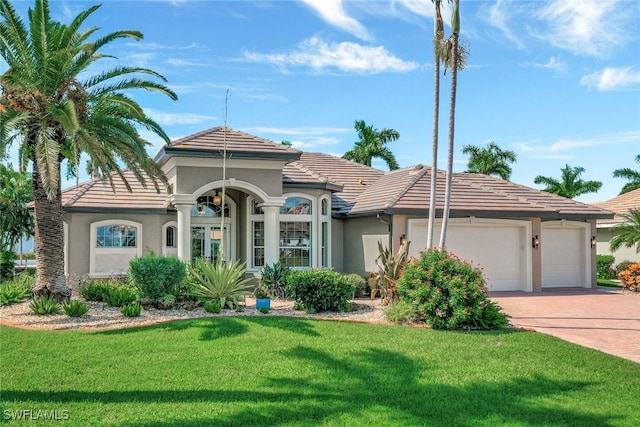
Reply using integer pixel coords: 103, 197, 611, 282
260, 261, 291, 300
618, 263, 640, 292
203, 301, 222, 314
188, 258, 251, 309
0, 251, 17, 282
105, 285, 139, 308
596, 255, 616, 280
259, 306, 270, 314
369, 240, 410, 305
286, 269, 354, 313
156, 293, 176, 310
81, 281, 116, 302
129, 253, 187, 300
344, 273, 367, 298
384, 300, 420, 323
29, 296, 61, 315
62, 300, 89, 317
615, 260, 635, 276
0, 273, 33, 306
253, 285, 270, 299
120, 303, 142, 317
396, 249, 508, 330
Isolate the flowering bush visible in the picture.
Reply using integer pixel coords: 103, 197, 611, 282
618, 263, 640, 292
396, 249, 508, 330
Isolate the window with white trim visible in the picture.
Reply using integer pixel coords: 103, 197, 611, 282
96, 225, 137, 247
320, 198, 330, 268
165, 225, 176, 248
279, 197, 312, 268
250, 200, 265, 268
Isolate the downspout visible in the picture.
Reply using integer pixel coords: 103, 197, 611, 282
376, 213, 392, 250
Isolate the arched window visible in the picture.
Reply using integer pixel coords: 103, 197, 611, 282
191, 194, 230, 218
162, 221, 178, 257
90, 220, 142, 276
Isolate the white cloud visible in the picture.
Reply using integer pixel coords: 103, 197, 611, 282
533, 0, 631, 58
580, 67, 640, 91
486, 0, 525, 49
302, 0, 372, 41
248, 126, 351, 136
145, 109, 217, 126
513, 131, 640, 156
241, 37, 419, 74
526, 56, 566, 72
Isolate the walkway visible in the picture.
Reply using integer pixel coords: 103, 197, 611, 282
490, 287, 640, 364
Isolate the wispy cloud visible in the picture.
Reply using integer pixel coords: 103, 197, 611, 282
240, 37, 419, 74
526, 56, 566, 72
247, 126, 351, 149
302, 0, 372, 41
580, 67, 640, 91
145, 108, 217, 126
486, 0, 526, 49
513, 130, 640, 158
533, 0, 631, 58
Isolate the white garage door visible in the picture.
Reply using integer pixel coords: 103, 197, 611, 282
542, 222, 589, 288
408, 219, 531, 292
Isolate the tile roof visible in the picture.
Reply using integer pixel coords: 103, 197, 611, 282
593, 188, 640, 225
155, 127, 301, 163
61, 171, 171, 212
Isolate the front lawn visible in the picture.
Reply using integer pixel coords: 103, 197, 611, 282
1, 318, 639, 426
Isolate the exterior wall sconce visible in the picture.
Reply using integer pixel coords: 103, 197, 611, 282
591, 236, 597, 248
400, 234, 407, 245
213, 190, 222, 206
532, 235, 540, 249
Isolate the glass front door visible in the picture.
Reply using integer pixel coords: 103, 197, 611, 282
191, 225, 230, 264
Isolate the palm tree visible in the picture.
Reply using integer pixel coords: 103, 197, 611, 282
533, 164, 602, 199
0, 0, 177, 300
426, 0, 446, 250
462, 141, 517, 180
610, 208, 640, 254
342, 120, 400, 170
613, 154, 640, 195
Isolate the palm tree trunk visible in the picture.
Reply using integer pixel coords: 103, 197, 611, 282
427, 0, 443, 250
439, 0, 460, 248
32, 163, 71, 301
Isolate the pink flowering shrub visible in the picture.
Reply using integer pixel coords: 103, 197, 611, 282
396, 249, 508, 330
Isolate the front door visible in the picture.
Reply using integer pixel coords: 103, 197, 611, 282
191, 224, 231, 264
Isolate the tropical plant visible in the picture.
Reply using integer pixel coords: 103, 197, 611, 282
260, 260, 291, 300
396, 249, 508, 330
342, 120, 400, 170
259, 306, 270, 314
596, 254, 616, 280
203, 301, 222, 314
129, 253, 187, 300
253, 285, 269, 299
618, 263, 640, 292
613, 154, 640, 195
369, 240, 410, 305
344, 273, 367, 298
188, 258, 252, 310
104, 285, 139, 308
615, 260, 635, 276
286, 269, 354, 313
462, 141, 517, 180
533, 164, 602, 199
80, 280, 117, 302
0, 251, 17, 282
29, 295, 61, 315
0, 164, 34, 253
610, 208, 640, 254
120, 302, 142, 317
384, 300, 421, 324
0, 273, 33, 306
0, 0, 177, 301
62, 299, 89, 317
156, 293, 176, 310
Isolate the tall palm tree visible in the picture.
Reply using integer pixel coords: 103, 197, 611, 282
342, 119, 400, 170
610, 208, 640, 254
426, 0, 446, 250
439, 0, 461, 248
613, 154, 640, 195
0, 0, 177, 300
462, 141, 517, 180
533, 164, 602, 199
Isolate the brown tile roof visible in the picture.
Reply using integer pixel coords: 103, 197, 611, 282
156, 126, 301, 163
348, 167, 614, 219
593, 188, 640, 225
287, 152, 385, 213
62, 171, 171, 212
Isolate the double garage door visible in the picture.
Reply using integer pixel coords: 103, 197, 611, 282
407, 219, 591, 292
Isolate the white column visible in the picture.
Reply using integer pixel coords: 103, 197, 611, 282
171, 194, 195, 263
262, 205, 280, 266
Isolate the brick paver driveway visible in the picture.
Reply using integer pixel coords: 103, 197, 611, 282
490, 287, 640, 363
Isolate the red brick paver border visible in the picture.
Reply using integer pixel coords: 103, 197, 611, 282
491, 288, 640, 363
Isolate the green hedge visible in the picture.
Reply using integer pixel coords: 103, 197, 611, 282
286, 269, 354, 313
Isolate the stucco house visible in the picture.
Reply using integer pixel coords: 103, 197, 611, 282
593, 188, 640, 264
60, 127, 614, 292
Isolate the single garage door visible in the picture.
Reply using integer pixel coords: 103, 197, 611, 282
541, 222, 589, 288
408, 218, 531, 292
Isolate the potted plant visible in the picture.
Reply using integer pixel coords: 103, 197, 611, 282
254, 285, 271, 310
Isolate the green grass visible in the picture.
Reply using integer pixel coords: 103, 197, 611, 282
1, 318, 639, 426
597, 279, 622, 288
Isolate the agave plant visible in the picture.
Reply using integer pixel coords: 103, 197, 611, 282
369, 240, 410, 305
260, 260, 291, 300
188, 258, 252, 309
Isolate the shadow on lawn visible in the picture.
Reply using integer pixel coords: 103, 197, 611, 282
3, 344, 621, 426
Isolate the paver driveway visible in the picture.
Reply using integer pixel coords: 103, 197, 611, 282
490, 287, 640, 364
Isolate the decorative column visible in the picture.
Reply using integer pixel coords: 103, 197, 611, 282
261, 205, 280, 266
171, 194, 195, 263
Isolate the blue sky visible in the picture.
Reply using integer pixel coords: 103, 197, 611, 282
4, 0, 640, 203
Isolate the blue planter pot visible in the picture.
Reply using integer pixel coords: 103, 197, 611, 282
256, 298, 271, 310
